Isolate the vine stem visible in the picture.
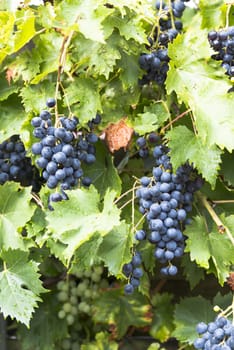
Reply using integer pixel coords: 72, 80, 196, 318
161, 109, 191, 133
197, 192, 234, 246
212, 200, 234, 204
54, 15, 80, 124
114, 183, 141, 205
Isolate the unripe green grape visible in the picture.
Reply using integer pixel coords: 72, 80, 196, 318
66, 314, 75, 325
71, 287, 77, 296
74, 270, 83, 278
76, 283, 87, 296
71, 306, 78, 316
63, 302, 72, 313
57, 281, 68, 292
69, 280, 76, 288
94, 266, 103, 275
58, 310, 66, 319
57, 291, 68, 302
62, 339, 71, 350
83, 304, 90, 314
91, 290, 99, 299
91, 272, 101, 282
84, 289, 92, 299
78, 301, 88, 312
70, 296, 77, 305
84, 270, 91, 277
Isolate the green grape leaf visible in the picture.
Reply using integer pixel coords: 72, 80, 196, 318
64, 78, 101, 123
97, 221, 132, 276
73, 34, 121, 79
181, 254, 205, 290
166, 14, 234, 152
70, 233, 103, 271
30, 32, 63, 84
185, 215, 234, 285
119, 51, 141, 88
110, 10, 147, 43
46, 187, 121, 262
199, 0, 225, 29
20, 80, 56, 113
83, 142, 122, 198
56, 0, 111, 43
0, 74, 19, 101
0, 11, 15, 63
167, 125, 221, 187
0, 96, 25, 143
213, 292, 233, 312
133, 101, 170, 134
93, 288, 151, 338
18, 292, 67, 350
150, 293, 175, 342
0, 249, 45, 327
173, 296, 214, 344
220, 151, 234, 186
0, 183, 35, 250
13, 9, 36, 53
81, 332, 118, 350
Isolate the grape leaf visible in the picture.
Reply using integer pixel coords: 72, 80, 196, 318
0, 249, 45, 327
56, 0, 111, 43
0, 183, 35, 250
185, 215, 234, 285
133, 101, 170, 134
64, 78, 101, 123
173, 296, 214, 344
0, 74, 19, 101
166, 15, 234, 152
181, 254, 205, 290
0, 96, 25, 143
30, 32, 63, 84
220, 151, 234, 186
167, 125, 221, 187
199, 0, 225, 29
18, 292, 67, 350
93, 288, 151, 338
13, 9, 36, 53
81, 332, 118, 350
20, 80, 56, 113
73, 34, 121, 79
83, 142, 122, 198
150, 293, 175, 342
97, 221, 132, 276
46, 187, 121, 262
110, 10, 147, 43
0, 11, 15, 64
119, 51, 141, 88
70, 233, 103, 271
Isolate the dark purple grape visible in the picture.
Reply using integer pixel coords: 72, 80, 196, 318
46, 98, 56, 108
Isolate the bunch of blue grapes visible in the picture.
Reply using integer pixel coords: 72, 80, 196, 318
0, 135, 41, 190
139, 0, 189, 86
208, 27, 234, 80
194, 317, 234, 350
31, 98, 100, 208
122, 251, 144, 294
136, 132, 161, 158
136, 143, 203, 276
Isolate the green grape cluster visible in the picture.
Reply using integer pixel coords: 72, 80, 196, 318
56, 265, 108, 350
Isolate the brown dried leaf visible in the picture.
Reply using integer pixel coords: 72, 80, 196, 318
104, 119, 134, 153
